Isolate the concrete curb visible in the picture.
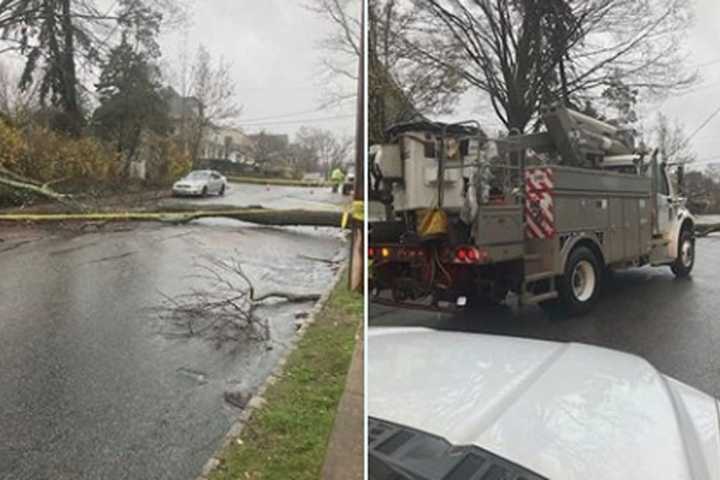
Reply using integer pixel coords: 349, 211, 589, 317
195, 262, 348, 480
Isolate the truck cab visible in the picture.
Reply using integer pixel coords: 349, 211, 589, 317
652, 161, 695, 272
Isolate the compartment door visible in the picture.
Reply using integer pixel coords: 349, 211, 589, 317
623, 199, 640, 259
608, 198, 624, 263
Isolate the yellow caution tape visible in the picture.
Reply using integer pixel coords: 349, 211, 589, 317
0, 209, 276, 222
341, 200, 365, 229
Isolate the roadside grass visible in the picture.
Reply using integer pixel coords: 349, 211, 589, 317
209, 271, 362, 480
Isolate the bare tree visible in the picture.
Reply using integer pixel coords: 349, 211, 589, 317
296, 126, 352, 176
408, 0, 694, 133
654, 113, 695, 165
305, 0, 361, 105
169, 44, 242, 162
0, 61, 38, 121
369, 0, 465, 142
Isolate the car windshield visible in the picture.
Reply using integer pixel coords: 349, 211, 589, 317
186, 171, 210, 180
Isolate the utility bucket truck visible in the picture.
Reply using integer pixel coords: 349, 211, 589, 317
368, 105, 695, 315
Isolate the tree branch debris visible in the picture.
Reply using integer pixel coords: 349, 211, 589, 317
152, 254, 322, 347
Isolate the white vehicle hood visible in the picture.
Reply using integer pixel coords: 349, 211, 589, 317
369, 328, 720, 480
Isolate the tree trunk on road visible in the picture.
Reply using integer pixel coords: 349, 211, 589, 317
0, 206, 344, 228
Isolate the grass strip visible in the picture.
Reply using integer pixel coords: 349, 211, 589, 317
209, 272, 362, 480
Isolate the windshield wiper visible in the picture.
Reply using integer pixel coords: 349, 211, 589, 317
368, 417, 548, 480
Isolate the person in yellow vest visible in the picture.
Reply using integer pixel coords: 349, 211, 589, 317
330, 167, 345, 193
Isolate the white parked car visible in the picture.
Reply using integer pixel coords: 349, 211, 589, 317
368, 328, 720, 480
172, 170, 227, 197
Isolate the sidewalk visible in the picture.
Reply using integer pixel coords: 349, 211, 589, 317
321, 330, 364, 480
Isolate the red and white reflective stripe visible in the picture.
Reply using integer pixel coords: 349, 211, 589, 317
526, 190, 555, 223
525, 167, 554, 192
525, 193, 556, 238
525, 168, 556, 239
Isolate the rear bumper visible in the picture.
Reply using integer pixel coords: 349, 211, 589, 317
172, 188, 204, 196
370, 295, 461, 314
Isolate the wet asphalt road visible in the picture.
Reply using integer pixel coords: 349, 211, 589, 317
370, 236, 720, 398
0, 184, 346, 480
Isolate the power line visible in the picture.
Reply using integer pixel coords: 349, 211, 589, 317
688, 104, 720, 141
690, 156, 720, 166
236, 114, 355, 127
692, 58, 720, 69
237, 100, 354, 123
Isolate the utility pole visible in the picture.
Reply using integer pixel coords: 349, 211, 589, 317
348, 1, 365, 293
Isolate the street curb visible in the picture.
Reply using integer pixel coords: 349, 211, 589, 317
195, 262, 348, 480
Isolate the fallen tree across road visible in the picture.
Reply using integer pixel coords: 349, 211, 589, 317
696, 223, 720, 237
0, 206, 344, 228
226, 176, 331, 188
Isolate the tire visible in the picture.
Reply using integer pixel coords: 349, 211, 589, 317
219, 184, 226, 196
201, 186, 208, 197
556, 246, 602, 316
671, 229, 695, 278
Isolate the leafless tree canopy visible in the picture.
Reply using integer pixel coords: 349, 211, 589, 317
295, 126, 353, 174
403, 0, 694, 132
654, 112, 695, 165
305, 0, 361, 105
190, 45, 242, 128
369, 0, 468, 143
0, 61, 37, 120
167, 43, 243, 161
371, 0, 464, 112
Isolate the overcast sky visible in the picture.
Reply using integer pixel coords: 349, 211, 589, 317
159, 0, 358, 142
652, 0, 720, 169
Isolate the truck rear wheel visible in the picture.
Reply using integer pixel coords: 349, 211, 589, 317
671, 229, 694, 278
557, 246, 601, 316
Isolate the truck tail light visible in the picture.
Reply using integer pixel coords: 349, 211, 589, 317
454, 247, 487, 264
370, 246, 427, 261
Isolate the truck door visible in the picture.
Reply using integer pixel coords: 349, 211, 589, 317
655, 164, 673, 238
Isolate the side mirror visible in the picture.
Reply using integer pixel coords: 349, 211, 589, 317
677, 165, 685, 196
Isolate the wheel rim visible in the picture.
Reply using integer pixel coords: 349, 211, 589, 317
681, 239, 694, 268
571, 260, 596, 302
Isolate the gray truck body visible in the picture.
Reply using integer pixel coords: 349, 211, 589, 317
370, 105, 695, 313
